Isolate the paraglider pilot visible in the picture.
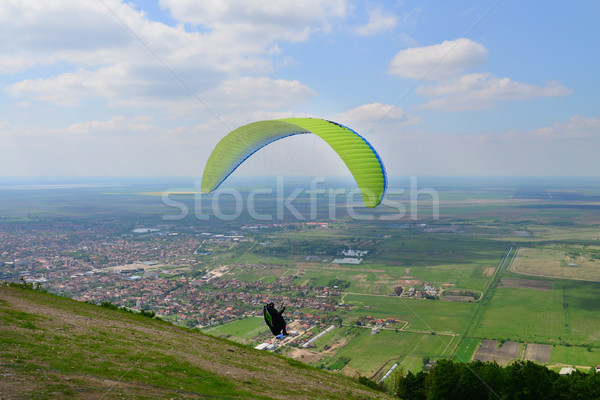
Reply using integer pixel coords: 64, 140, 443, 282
263, 302, 288, 339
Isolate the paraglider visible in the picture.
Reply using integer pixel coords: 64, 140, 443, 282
263, 302, 288, 338
201, 118, 387, 208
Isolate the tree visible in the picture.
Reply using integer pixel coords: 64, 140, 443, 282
504, 361, 557, 400
394, 370, 427, 400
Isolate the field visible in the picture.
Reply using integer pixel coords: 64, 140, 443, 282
473, 287, 566, 343
511, 247, 600, 281
524, 343, 551, 363
559, 281, 600, 344
474, 340, 520, 366
341, 293, 475, 334
195, 179, 600, 375
318, 328, 456, 375
473, 281, 600, 345
292, 261, 497, 296
202, 317, 268, 344
453, 337, 481, 363
4, 177, 600, 381
499, 278, 553, 290
548, 344, 600, 369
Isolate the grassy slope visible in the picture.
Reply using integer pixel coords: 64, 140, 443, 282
0, 285, 391, 400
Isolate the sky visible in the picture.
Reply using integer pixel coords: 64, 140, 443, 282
1, 0, 599, 178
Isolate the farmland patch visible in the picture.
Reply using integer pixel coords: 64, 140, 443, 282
474, 340, 519, 366
524, 343, 551, 363
499, 278, 552, 291
511, 247, 600, 281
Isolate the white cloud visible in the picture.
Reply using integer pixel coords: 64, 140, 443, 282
0, 115, 158, 138
1, 1, 328, 112
388, 38, 487, 80
108, 76, 317, 120
331, 102, 418, 132
388, 39, 571, 111
532, 115, 600, 138
0, 1, 148, 73
5, 66, 127, 106
65, 115, 157, 136
205, 77, 317, 110
6, 68, 315, 117
160, 0, 348, 42
356, 7, 397, 36
1, 2, 219, 108
416, 73, 572, 110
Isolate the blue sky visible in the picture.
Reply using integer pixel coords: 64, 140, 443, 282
1, 0, 599, 177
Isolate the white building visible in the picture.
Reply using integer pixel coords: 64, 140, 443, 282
559, 367, 576, 375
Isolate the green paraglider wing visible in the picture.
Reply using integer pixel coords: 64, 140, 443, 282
263, 306, 273, 329
200, 118, 387, 208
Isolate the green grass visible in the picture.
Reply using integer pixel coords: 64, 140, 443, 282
1, 307, 244, 398
525, 225, 600, 242
228, 264, 289, 283
549, 344, 599, 368
233, 252, 294, 266
407, 264, 493, 292
202, 317, 268, 342
474, 281, 600, 345
473, 287, 565, 343
0, 284, 390, 400
375, 236, 506, 268
559, 280, 600, 344
330, 328, 454, 375
342, 293, 476, 334
453, 338, 480, 363
311, 326, 343, 350
299, 266, 394, 295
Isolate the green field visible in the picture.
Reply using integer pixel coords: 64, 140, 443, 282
406, 263, 493, 292
328, 328, 455, 375
558, 280, 600, 344
549, 344, 600, 368
202, 317, 268, 343
342, 293, 476, 334
473, 281, 600, 346
232, 252, 294, 266
453, 337, 481, 363
227, 264, 289, 283
297, 267, 382, 292
375, 236, 506, 268
5, 178, 600, 382
311, 325, 346, 351
473, 287, 565, 342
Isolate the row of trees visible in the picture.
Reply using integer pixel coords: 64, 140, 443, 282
384, 359, 599, 400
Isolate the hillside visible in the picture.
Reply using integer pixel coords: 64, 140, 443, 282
0, 284, 390, 399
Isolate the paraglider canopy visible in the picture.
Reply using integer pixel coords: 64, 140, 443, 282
201, 118, 387, 207
263, 302, 288, 337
